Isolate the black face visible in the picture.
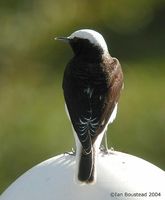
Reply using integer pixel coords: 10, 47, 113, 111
69, 37, 103, 62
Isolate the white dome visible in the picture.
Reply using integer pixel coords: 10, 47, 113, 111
1, 151, 165, 200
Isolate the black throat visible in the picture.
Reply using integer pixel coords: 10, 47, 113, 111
69, 38, 103, 63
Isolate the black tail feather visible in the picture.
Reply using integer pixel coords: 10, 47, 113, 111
78, 148, 95, 183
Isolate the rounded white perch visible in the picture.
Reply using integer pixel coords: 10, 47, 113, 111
1, 151, 165, 200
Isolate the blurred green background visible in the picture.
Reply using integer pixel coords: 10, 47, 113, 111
0, 0, 165, 193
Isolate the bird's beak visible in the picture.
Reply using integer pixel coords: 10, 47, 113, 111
54, 37, 70, 43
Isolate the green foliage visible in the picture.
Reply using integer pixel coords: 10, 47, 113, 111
0, 0, 165, 193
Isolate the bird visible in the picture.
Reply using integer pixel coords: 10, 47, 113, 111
55, 29, 123, 184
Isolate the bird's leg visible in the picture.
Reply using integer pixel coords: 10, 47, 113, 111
100, 131, 109, 154
64, 148, 76, 156
104, 132, 109, 153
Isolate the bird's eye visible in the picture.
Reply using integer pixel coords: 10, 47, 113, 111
73, 37, 79, 42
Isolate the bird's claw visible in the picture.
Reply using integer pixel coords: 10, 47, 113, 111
64, 148, 76, 156
100, 145, 109, 154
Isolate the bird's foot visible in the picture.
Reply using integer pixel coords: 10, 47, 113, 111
64, 148, 76, 156
100, 145, 109, 155
100, 146, 115, 155
109, 147, 115, 154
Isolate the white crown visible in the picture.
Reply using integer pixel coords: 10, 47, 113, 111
68, 29, 108, 53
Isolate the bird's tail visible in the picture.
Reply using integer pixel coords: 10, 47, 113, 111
78, 147, 95, 183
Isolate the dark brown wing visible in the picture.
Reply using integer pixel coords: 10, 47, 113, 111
93, 57, 123, 142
